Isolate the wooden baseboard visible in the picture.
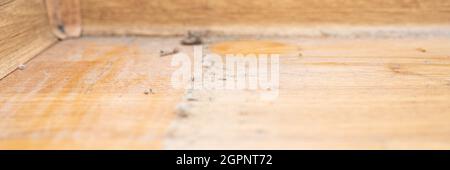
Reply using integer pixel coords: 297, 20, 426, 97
80, 0, 450, 36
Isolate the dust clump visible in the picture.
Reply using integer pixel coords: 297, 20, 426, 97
18, 64, 26, 70
160, 47, 180, 57
176, 103, 191, 118
144, 88, 154, 95
181, 31, 203, 45
185, 93, 198, 101
416, 48, 427, 53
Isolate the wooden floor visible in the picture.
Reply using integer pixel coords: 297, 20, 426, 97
1, 36, 450, 149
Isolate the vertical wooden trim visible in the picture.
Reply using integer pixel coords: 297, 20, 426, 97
45, 0, 81, 39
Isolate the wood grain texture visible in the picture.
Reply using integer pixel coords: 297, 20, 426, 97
166, 37, 450, 149
45, 0, 81, 39
80, 0, 450, 36
1, 36, 450, 149
0, 37, 186, 149
0, 0, 57, 80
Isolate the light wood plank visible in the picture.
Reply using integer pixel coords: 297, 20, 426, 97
1, 37, 450, 149
166, 37, 450, 149
0, 0, 57, 79
0, 37, 187, 149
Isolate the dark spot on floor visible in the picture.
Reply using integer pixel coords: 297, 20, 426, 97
416, 48, 427, 53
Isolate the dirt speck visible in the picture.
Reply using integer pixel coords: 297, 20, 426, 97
160, 47, 180, 57
181, 31, 203, 45
57, 24, 65, 33
18, 64, 26, 70
185, 93, 198, 101
144, 88, 154, 95
416, 48, 427, 53
320, 31, 331, 38
176, 103, 191, 118
255, 129, 266, 135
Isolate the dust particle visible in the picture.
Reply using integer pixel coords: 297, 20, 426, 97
144, 88, 154, 95
160, 47, 180, 57
18, 64, 26, 70
176, 103, 190, 118
416, 48, 427, 53
181, 31, 203, 45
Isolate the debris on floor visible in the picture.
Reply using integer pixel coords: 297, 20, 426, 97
160, 47, 180, 57
185, 93, 198, 101
416, 48, 427, 53
175, 103, 191, 118
17, 64, 26, 70
181, 31, 203, 45
144, 88, 154, 95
